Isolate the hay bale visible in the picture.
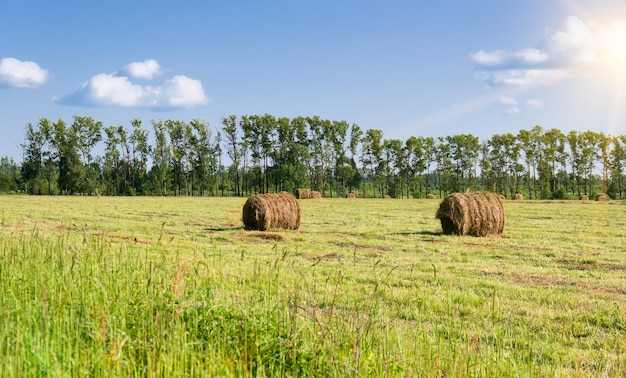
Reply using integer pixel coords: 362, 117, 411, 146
595, 193, 610, 201
311, 191, 322, 199
295, 188, 310, 199
384, 194, 391, 199
435, 191, 505, 237
580, 195, 589, 201
513, 193, 523, 200
242, 192, 301, 231
426, 194, 436, 200
346, 191, 356, 199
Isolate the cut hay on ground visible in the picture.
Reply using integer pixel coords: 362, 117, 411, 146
595, 193, 610, 201
295, 188, 310, 199
436, 191, 505, 237
242, 192, 301, 231
346, 192, 356, 199
311, 191, 322, 199
426, 194, 436, 199
513, 193, 523, 200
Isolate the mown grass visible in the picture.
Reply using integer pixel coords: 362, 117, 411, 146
0, 195, 624, 377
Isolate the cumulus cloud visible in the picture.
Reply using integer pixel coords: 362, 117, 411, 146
500, 97, 518, 105
124, 59, 162, 79
505, 107, 521, 116
0, 57, 49, 88
55, 60, 209, 109
470, 15, 608, 87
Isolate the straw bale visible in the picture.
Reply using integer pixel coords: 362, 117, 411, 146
384, 195, 391, 199
580, 195, 589, 201
426, 194, 436, 199
242, 192, 301, 231
595, 193, 610, 201
513, 193, 523, 200
295, 188, 310, 199
436, 191, 505, 237
311, 191, 322, 199
346, 192, 356, 199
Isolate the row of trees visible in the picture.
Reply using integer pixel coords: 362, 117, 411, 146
7, 114, 626, 199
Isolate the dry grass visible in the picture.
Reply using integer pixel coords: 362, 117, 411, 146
595, 193, 610, 201
435, 191, 505, 237
242, 192, 301, 231
296, 188, 311, 199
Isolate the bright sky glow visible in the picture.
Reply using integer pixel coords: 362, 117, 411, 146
1, 1, 626, 160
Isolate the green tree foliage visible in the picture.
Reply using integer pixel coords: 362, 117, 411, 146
10, 115, 626, 199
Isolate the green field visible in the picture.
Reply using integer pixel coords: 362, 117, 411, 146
1, 196, 624, 377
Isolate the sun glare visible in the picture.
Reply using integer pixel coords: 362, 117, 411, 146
600, 21, 626, 66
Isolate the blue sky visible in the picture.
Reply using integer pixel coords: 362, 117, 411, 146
2, 1, 626, 161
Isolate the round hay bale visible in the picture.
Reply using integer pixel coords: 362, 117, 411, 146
595, 193, 610, 201
242, 192, 301, 231
426, 194, 436, 200
435, 191, 505, 237
295, 188, 310, 199
346, 192, 356, 199
311, 191, 322, 199
580, 194, 589, 201
513, 193, 523, 200
384, 194, 391, 199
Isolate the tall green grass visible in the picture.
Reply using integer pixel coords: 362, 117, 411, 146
0, 196, 624, 376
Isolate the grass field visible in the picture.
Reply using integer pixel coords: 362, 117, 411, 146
0, 195, 624, 377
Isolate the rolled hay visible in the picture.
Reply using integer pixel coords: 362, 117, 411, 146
295, 188, 310, 199
311, 191, 322, 199
242, 192, 301, 231
346, 191, 356, 199
580, 194, 589, 201
513, 193, 523, 200
384, 194, 392, 199
595, 193, 610, 201
436, 191, 505, 237
426, 194, 436, 199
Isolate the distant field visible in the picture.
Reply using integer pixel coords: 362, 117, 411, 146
0, 195, 624, 377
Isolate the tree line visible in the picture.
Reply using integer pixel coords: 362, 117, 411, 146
2, 114, 625, 199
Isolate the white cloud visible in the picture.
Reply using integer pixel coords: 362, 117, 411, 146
470, 15, 614, 88
500, 97, 518, 105
90, 73, 146, 106
505, 107, 520, 116
0, 57, 49, 88
542, 15, 596, 65
526, 99, 543, 108
56, 60, 209, 110
161, 75, 209, 108
470, 50, 507, 66
475, 69, 567, 87
124, 59, 162, 79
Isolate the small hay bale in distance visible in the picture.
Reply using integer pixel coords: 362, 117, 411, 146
346, 191, 356, 199
242, 192, 301, 231
426, 194, 436, 199
384, 194, 392, 199
513, 193, 523, 200
295, 188, 310, 199
580, 194, 589, 201
436, 191, 505, 237
311, 191, 322, 199
595, 193, 610, 201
